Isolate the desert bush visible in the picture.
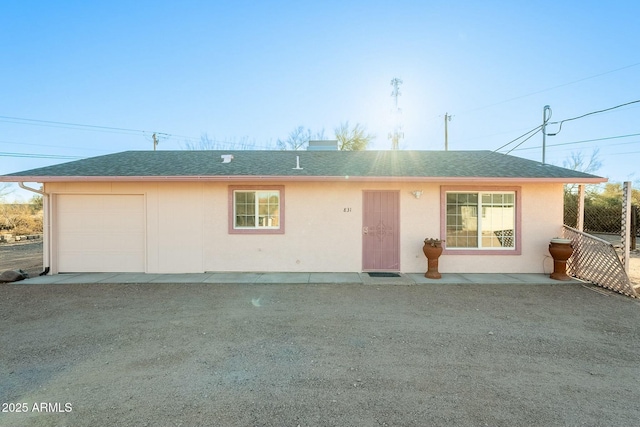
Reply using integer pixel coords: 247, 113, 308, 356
0, 203, 43, 234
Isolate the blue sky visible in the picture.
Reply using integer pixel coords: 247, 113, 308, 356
1, 1, 638, 200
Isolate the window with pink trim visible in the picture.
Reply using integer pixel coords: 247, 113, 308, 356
442, 187, 521, 254
229, 186, 284, 234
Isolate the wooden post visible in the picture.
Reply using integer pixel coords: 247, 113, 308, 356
577, 184, 585, 232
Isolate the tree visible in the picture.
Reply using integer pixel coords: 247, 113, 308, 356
276, 126, 326, 151
277, 123, 373, 151
183, 133, 259, 150
0, 183, 14, 202
30, 194, 43, 211
591, 182, 640, 207
562, 148, 603, 196
562, 148, 602, 175
335, 121, 374, 151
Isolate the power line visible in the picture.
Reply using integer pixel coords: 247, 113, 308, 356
546, 99, 640, 135
0, 151, 83, 159
0, 115, 275, 150
606, 150, 640, 156
511, 132, 640, 152
460, 62, 640, 115
492, 125, 543, 153
495, 100, 640, 155
504, 128, 542, 155
0, 139, 111, 153
0, 115, 151, 134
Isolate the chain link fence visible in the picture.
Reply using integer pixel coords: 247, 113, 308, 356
564, 193, 638, 237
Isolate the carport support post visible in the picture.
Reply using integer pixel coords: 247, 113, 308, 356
621, 181, 631, 273
577, 184, 585, 232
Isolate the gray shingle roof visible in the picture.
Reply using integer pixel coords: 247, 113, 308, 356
1, 150, 605, 182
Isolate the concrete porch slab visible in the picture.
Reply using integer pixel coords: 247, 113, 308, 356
308, 272, 362, 283
254, 273, 312, 284
45, 273, 124, 284
148, 273, 213, 283
408, 273, 473, 284
98, 273, 166, 283
202, 272, 264, 283
16, 271, 579, 286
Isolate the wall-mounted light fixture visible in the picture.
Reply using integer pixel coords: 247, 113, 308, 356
411, 190, 423, 199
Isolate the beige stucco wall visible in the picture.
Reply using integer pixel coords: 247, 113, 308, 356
44, 180, 565, 274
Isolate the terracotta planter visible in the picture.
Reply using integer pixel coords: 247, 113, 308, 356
423, 240, 443, 279
549, 239, 574, 281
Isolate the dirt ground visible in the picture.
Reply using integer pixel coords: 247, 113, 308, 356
0, 240, 44, 279
1, 243, 640, 426
626, 251, 640, 285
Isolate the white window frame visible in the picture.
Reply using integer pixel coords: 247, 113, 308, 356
228, 186, 285, 235
441, 186, 521, 255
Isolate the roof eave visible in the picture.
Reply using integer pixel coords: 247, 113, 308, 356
0, 175, 608, 184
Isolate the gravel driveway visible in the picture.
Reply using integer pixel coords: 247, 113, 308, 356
1, 280, 639, 427
0, 240, 43, 279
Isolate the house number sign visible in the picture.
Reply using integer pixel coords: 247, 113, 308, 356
343, 208, 352, 212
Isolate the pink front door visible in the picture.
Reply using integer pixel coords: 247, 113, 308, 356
362, 190, 400, 271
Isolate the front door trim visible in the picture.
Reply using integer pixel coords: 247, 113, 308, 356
362, 190, 400, 271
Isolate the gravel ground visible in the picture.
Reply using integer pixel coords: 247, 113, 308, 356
1, 280, 640, 427
0, 240, 44, 279
1, 239, 640, 426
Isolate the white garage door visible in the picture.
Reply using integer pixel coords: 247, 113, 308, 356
57, 195, 145, 272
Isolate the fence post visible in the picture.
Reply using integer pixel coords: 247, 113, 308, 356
577, 184, 585, 231
632, 205, 637, 251
621, 182, 631, 273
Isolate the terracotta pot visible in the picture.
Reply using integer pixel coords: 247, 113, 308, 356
423, 241, 443, 279
549, 240, 574, 281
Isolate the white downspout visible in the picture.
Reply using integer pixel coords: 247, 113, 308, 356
18, 183, 50, 275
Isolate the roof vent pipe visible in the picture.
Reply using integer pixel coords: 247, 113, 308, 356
221, 154, 234, 163
293, 155, 303, 170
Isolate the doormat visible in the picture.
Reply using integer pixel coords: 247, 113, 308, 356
368, 272, 401, 278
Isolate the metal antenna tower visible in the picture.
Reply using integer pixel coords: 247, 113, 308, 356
388, 77, 404, 150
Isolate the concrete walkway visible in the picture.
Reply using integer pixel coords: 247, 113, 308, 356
19, 272, 574, 285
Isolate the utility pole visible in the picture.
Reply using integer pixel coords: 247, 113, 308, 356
153, 133, 158, 151
444, 113, 452, 151
542, 105, 551, 164
388, 78, 404, 150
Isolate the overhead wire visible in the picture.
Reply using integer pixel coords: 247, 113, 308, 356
1, 63, 639, 157
493, 100, 640, 155
0, 151, 83, 159
503, 128, 542, 155
511, 132, 640, 152
492, 125, 543, 153
0, 139, 111, 153
0, 114, 276, 155
0, 115, 151, 135
449, 63, 640, 147
459, 62, 640, 115
606, 150, 640, 156
546, 99, 640, 136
